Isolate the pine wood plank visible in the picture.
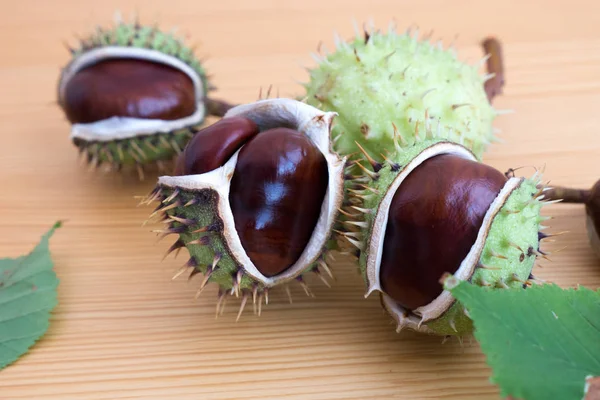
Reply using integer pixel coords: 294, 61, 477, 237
0, 1, 598, 398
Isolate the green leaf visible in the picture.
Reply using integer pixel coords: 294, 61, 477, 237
445, 277, 600, 400
0, 222, 62, 369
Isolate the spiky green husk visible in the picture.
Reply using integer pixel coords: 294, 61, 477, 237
75, 129, 194, 169
304, 27, 496, 161
142, 184, 336, 310
154, 187, 258, 292
350, 138, 545, 336
71, 20, 208, 94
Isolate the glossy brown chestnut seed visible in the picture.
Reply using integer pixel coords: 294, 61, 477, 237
62, 58, 196, 124
380, 154, 507, 310
229, 127, 329, 277
173, 117, 260, 175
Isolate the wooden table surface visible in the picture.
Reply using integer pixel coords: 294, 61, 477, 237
1, 0, 599, 399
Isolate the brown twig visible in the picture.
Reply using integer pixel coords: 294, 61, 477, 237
544, 187, 591, 204
206, 98, 237, 117
481, 37, 505, 103
543, 180, 600, 260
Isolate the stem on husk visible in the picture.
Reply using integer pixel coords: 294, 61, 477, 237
481, 37, 505, 103
206, 98, 237, 117
544, 187, 591, 204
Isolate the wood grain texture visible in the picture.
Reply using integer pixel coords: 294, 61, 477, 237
0, 0, 599, 399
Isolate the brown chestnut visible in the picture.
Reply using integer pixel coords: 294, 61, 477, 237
62, 58, 196, 124
229, 127, 329, 277
380, 154, 507, 310
174, 116, 260, 175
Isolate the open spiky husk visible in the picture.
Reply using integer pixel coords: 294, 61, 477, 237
142, 98, 346, 318
303, 21, 506, 162
342, 132, 550, 336
58, 16, 210, 176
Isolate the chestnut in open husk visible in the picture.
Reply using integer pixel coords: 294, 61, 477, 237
57, 16, 234, 178
141, 99, 346, 318
341, 133, 553, 336
544, 179, 600, 260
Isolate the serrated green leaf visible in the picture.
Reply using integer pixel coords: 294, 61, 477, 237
0, 222, 62, 369
445, 277, 600, 400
